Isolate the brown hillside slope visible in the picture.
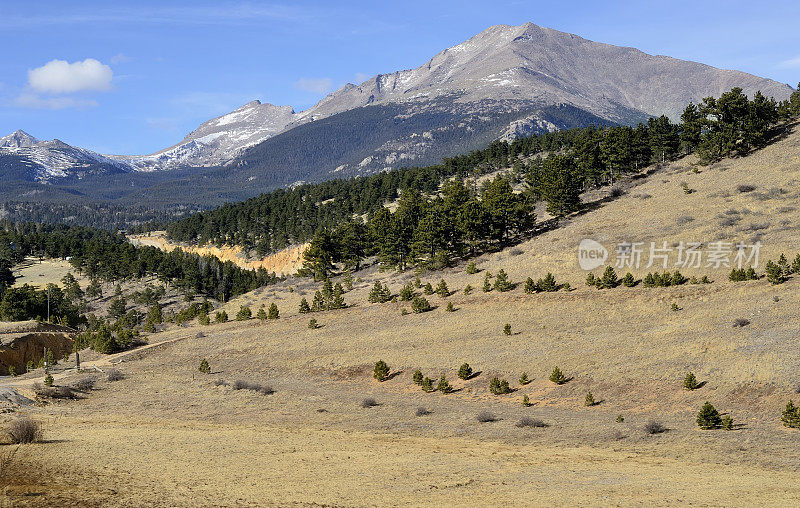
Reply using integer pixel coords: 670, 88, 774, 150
3, 125, 800, 506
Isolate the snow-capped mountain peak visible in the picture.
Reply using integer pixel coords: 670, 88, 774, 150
0, 130, 40, 148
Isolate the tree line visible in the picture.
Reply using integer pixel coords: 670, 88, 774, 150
163, 86, 800, 271
0, 222, 279, 324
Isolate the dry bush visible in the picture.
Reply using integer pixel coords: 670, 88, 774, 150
476, 411, 497, 423
737, 184, 756, 193
212, 378, 229, 387
106, 369, 125, 382
68, 376, 97, 392
360, 397, 379, 408
733, 318, 750, 328
676, 216, 694, 225
6, 417, 42, 444
231, 380, 274, 395
509, 248, 523, 256
644, 420, 667, 434
33, 383, 76, 399
515, 417, 546, 428
415, 407, 432, 417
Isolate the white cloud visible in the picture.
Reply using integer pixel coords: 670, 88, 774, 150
28, 58, 113, 94
294, 77, 333, 94
14, 93, 98, 110
778, 56, 800, 69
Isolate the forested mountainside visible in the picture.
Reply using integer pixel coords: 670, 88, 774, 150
163, 88, 800, 272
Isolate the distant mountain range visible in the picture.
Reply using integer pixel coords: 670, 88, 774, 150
0, 22, 793, 206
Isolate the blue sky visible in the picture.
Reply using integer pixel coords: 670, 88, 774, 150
1, 0, 798, 154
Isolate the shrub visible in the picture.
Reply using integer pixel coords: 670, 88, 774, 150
235, 306, 252, 321
415, 407, 432, 417
198, 313, 210, 326
503, 324, 511, 336
232, 380, 274, 395
298, 298, 311, 314
6, 417, 42, 444
435, 279, 450, 297
730, 268, 758, 282
644, 420, 666, 434
267, 303, 279, 319
616, 415, 624, 423
621, 272, 635, 287
68, 376, 96, 392
436, 375, 452, 393
7, 366, 16, 377
476, 411, 497, 423
401, 308, 409, 315
522, 394, 531, 406
781, 400, 800, 428
360, 397, 379, 408
463, 284, 473, 295
671, 302, 680, 312
684, 372, 699, 391
411, 296, 432, 313
489, 376, 511, 395
198, 359, 211, 374
524, 277, 537, 294
549, 366, 567, 385
585, 273, 597, 287
412, 369, 423, 385
516, 417, 546, 428
445, 302, 455, 312
732, 318, 750, 328
697, 401, 722, 429
585, 391, 596, 407
494, 270, 513, 292
518, 372, 529, 385
33, 383, 76, 399
107, 369, 124, 381
457, 363, 473, 380
308, 318, 318, 329
423, 283, 434, 295
722, 415, 734, 430
466, 261, 478, 274
373, 360, 390, 382
215, 311, 228, 323
44, 373, 54, 386
421, 377, 434, 392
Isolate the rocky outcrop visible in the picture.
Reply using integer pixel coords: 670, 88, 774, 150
0, 321, 75, 375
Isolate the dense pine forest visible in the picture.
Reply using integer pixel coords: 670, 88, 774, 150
164, 87, 800, 277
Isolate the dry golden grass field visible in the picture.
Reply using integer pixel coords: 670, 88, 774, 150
3, 125, 800, 506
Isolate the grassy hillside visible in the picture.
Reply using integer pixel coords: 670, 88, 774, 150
3, 124, 800, 505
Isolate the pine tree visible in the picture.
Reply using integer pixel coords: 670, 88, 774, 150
463, 284, 473, 295
522, 394, 531, 407
267, 303, 279, 320
494, 269, 513, 292
781, 400, 800, 428
458, 363, 473, 380
423, 282, 434, 295
236, 306, 252, 321
684, 372, 699, 390
198, 359, 211, 374
298, 297, 311, 314
435, 279, 450, 297
483, 272, 492, 292
399, 283, 414, 301
537, 273, 557, 292
412, 369, 424, 385
421, 377, 434, 392
437, 374, 452, 393
308, 318, 318, 329
466, 261, 478, 274
411, 296, 431, 313
343, 270, 354, 291
599, 266, 619, 289
215, 311, 228, 323
524, 277, 537, 294
489, 376, 512, 394
503, 324, 512, 336
696, 401, 722, 429
518, 372, 529, 385
549, 366, 566, 385
373, 360, 390, 382
446, 302, 454, 312
585, 391, 596, 406
621, 272, 635, 287
766, 260, 786, 285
